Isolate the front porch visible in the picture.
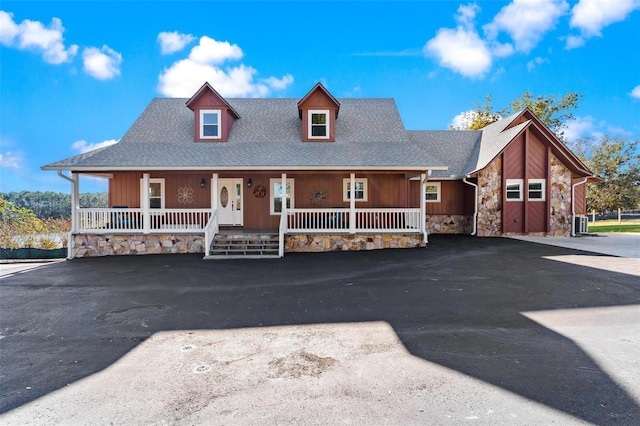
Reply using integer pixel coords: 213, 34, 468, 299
69, 206, 426, 258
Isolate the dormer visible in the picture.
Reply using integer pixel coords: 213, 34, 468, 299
186, 82, 240, 142
297, 83, 340, 142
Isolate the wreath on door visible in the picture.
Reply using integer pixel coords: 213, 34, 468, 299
253, 184, 266, 198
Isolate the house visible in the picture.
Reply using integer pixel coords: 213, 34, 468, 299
42, 82, 598, 259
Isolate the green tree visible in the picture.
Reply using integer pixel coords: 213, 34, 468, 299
452, 91, 583, 140
572, 136, 640, 214
0, 195, 46, 248
449, 94, 501, 130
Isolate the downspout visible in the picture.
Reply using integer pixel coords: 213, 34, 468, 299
463, 176, 478, 236
57, 170, 77, 259
421, 171, 431, 243
571, 176, 589, 237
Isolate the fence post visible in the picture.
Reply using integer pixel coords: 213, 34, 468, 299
618, 208, 621, 225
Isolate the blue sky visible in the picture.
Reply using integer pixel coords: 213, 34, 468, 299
1, 0, 639, 194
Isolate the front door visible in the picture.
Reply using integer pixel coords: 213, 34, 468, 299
218, 178, 243, 226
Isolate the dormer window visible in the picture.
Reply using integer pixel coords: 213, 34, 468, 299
309, 110, 329, 139
200, 109, 221, 139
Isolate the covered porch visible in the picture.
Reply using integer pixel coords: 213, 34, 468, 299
65, 172, 434, 258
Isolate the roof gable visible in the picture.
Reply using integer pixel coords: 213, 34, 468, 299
297, 82, 341, 118
185, 82, 240, 119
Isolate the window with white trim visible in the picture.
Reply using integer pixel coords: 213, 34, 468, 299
270, 178, 294, 214
425, 182, 441, 203
528, 179, 545, 201
140, 178, 165, 210
343, 178, 368, 202
308, 110, 329, 139
200, 109, 221, 139
506, 179, 523, 201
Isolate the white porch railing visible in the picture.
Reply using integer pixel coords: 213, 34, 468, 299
77, 208, 212, 233
286, 208, 422, 233
204, 210, 219, 257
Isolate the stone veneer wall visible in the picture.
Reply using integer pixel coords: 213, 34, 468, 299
476, 156, 502, 237
71, 234, 205, 258
549, 153, 573, 237
285, 234, 424, 252
426, 215, 473, 234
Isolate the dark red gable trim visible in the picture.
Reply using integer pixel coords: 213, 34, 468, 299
297, 82, 341, 119
185, 82, 240, 142
185, 82, 240, 119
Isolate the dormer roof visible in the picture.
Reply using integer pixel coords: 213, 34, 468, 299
185, 82, 240, 119
297, 82, 341, 118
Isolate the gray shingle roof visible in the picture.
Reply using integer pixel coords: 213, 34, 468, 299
43, 97, 447, 171
41, 98, 531, 176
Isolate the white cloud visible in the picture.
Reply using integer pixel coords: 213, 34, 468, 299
483, 0, 569, 53
527, 56, 548, 71
157, 31, 196, 55
82, 45, 122, 80
0, 11, 78, 64
72, 139, 118, 154
157, 36, 293, 98
0, 151, 22, 169
449, 110, 476, 129
564, 35, 586, 49
564, 116, 594, 142
570, 0, 640, 37
189, 36, 243, 64
262, 74, 294, 90
424, 5, 492, 78
631, 85, 640, 99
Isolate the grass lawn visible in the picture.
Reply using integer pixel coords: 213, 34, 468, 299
588, 219, 640, 233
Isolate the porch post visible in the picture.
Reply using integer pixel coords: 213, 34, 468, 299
211, 173, 218, 212
142, 173, 150, 234
71, 172, 79, 232
349, 173, 356, 234
420, 172, 427, 243
281, 173, 287, 227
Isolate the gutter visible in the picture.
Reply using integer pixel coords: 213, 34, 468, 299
571, 176, 590, 237
463, 176, 478, 236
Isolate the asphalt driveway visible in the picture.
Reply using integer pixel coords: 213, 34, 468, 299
0, 235, 638, 425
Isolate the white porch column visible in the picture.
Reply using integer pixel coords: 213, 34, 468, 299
71, 172, 79, 232
420, 172, 427, 243
211, 173, 218, 213
349, 173, 356, 234
281, 173, 287, 215
142, 173, 150, 234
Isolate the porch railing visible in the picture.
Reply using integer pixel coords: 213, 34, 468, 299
286, 208, 422, 233
204, 210, 219, 257
77, 208, 212, 233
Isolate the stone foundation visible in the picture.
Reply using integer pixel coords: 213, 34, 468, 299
426, 215, 473, 234
549, 153, 572, 237
285, 233, 424, 253
71, 233, 205, 258
476, 156, 502, 237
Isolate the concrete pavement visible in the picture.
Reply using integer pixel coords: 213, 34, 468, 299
1, 235, 638, 425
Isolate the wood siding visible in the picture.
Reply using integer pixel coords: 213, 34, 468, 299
573, 177, 587, 215
109, 172, 211, 209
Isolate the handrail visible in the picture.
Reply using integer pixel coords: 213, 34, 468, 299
204, 209, 219, 257
76, 208, 211, 233
279, 212, 287, 257
286, 207, 421, 233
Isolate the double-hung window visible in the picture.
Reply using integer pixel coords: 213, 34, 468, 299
528, 179, 545, 201
425, 182, 441, 203
308, 110, 329, 139
506, 179, 523, 201
200, 109, 221, 139
343, 178, 368, 202
270, 178, 294, 214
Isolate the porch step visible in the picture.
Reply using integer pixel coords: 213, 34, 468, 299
206, 232, 280, 259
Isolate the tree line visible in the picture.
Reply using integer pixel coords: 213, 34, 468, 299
0, 191, 108, 219
451, 92, 640, 215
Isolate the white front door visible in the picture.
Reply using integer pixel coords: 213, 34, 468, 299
218, 178, 243, 226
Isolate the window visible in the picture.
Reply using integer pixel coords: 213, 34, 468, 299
343, 178, 368, 202
425, 182, 441, 203
270, 178, 294, 214
506, 179, 523, 201
200, 109, 221, 139
308, 110, 329, 139
528, 179, 545, 201
140, 178, 165, 210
